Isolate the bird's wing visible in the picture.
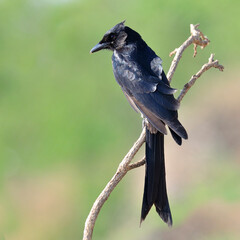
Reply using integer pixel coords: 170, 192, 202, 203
123, 91, 139, 113
113, 59, 187, 139
149, 56, 170, 85
131, 96, 167, 135
132, 88, 187, 139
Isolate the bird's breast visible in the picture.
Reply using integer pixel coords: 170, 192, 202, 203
112, 50, 142, 82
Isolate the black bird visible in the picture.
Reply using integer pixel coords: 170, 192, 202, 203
90, 21, 188, 226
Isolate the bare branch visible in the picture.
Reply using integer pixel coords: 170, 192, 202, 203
177, 54, 224, 102
128, 157, 146, 170
83, 24, 223, 240
83, 129, 146, 240
167, 24, 210, 82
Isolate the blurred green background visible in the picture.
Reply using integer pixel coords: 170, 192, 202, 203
0, 0, 240, 239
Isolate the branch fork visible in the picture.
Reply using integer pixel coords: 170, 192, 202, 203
168, 24, 210, 82
177, 53, 224, 102
83, 24, 224, 240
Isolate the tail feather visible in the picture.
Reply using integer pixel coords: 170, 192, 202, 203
169, 127, 182, 145
141, 128, 172, 225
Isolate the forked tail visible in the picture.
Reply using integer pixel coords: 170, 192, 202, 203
141, 128, 172, 226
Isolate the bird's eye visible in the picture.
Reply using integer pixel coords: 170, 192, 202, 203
108, 33, 116, 42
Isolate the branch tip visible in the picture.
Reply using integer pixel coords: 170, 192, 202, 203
168, 23, 210, 81
177, 53, 224, 102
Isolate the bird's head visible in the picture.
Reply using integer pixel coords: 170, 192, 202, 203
90, 21, 128, 53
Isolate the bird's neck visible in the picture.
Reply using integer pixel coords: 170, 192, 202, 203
113, 44, 137, 65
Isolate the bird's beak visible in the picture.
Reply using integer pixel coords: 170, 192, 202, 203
90, 42, 109, 54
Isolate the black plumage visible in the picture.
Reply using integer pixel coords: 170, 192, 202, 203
90, 21, 188, 226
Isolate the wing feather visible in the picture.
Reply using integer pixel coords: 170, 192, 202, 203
112, 51, 187, 140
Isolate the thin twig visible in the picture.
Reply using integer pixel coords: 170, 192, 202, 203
167, 24, 210, 82
177, 54, 224, 102
83, 24, 223, 240
128, 157, 146, 170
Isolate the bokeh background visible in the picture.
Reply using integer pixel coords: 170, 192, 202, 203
0, 0, 240, 239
